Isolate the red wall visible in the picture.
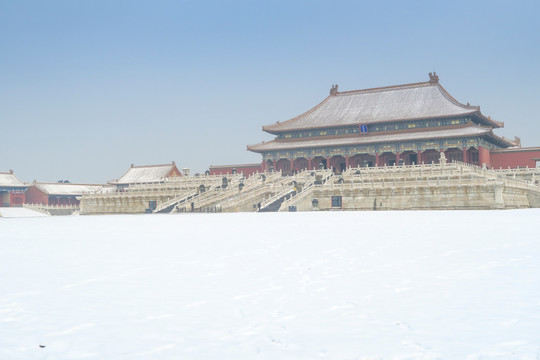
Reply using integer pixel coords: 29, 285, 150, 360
491, 148, 540, 169
25, 186, 49, 205
209, 164, 262, 177
10, 191, 25, 207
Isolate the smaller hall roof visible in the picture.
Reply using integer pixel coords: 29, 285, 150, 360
33, 183, 103, 196
0, 171, 27, 188
111, 162, 180, 185
263, 74, 502, 133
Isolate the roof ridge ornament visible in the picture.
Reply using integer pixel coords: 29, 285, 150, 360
429, 72, 439, 83
330, 84, 339, 95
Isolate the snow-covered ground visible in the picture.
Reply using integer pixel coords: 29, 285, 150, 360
1, 210, 539, 359
0, 207, 48, 218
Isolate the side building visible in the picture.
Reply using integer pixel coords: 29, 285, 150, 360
0, 170, 28, 207
25, 182, 104, 215
81, 162, 189, 214
109, 162, 182, 190
248, 73, 539, 173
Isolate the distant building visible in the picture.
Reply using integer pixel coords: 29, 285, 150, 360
208, 163, 262, 177
25, 182, 104, 206
248, 73, 540, 173
0, 170, 28, 207
109, 162, 181, 190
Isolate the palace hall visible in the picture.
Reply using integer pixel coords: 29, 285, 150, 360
247, 73, 534, 174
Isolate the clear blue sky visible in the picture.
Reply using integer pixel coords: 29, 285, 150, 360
1, 0, 539, 183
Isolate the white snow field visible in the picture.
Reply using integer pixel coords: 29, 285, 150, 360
1, 210, 540, 360
0, 207, 48, 218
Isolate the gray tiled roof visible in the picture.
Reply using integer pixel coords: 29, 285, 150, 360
112, 163, 178, 185
0, 172, 26, 188
248, 126, 492, 152
263, 81, 487, 133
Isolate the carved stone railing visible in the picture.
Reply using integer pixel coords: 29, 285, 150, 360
81, 162, 539, 214
24, 203, 79, 215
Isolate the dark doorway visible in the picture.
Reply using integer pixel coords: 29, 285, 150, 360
331, 196, 342, 208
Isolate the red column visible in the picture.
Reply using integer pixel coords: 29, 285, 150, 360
273, 160, 277, 172
396, 152, 400, 166
308, 158, 312, 170
463, 148, 468, 164
261, 160, 266, 172
417, 150, 422, 164
290, 159, 294, 173
345, 155, 349, 169
375, 153, 380, 166
478, 146, 491, 168
326, 156, 331, 170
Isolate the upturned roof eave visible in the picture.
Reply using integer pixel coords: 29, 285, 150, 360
435, 83, 504, 128
262, 95, 333, 134
485, 131, 516, 148
472, 112, 504, 129
246, 144, 265, 153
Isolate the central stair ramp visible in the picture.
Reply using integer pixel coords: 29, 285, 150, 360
256, 170, 322, 212
154, 190, 200, 213
216, 172, 283, 212
153, 176, 227, 213
278, 169, 335, 211
258, 187, 296, 212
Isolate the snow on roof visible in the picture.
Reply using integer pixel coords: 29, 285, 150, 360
112, 163, 179, 185
263, 78, 497, 133
34, 183, 103, 196
0, 171, 27, 188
